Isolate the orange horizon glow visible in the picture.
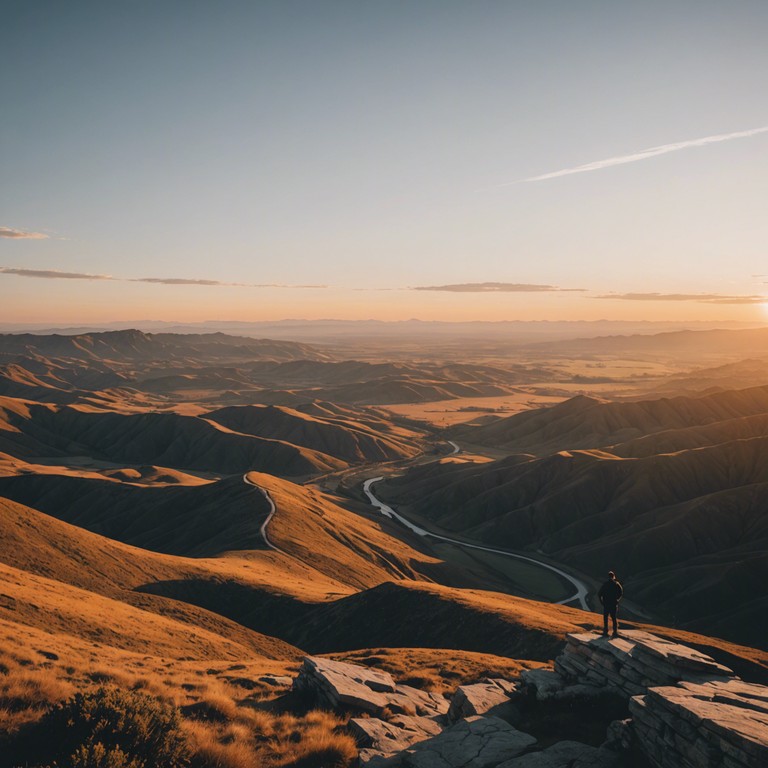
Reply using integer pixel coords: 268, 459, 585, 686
3, 280, 768, 325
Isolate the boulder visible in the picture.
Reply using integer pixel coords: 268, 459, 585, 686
293, 656, 448, 717
402, 715, 537, 768
448, 679, 519, 720
519, 669, 567, 700
352, 715, 444, 766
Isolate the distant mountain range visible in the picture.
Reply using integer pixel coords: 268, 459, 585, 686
1, 319, 762, 343
0, 330, 545, 406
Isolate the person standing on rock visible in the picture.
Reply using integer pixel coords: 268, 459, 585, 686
598, 571, 623, 637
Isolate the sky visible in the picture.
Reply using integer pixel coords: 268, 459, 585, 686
2, 0, 767, 323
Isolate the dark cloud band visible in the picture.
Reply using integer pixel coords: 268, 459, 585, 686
0, 267, 326, 289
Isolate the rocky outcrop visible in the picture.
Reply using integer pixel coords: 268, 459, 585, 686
292, 633, 768, 768
556, 631, 768, 768
293, 656, 448, 717
630, 678, 768, 768
555, 629, 735, 697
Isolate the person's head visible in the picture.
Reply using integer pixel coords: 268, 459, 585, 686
608, 571, 616, 580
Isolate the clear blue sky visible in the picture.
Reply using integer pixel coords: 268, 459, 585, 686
2, 0, 767, 322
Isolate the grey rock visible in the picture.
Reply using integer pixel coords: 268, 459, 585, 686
449, 679, 519, 720
519, 669, 566, 701
351, 715, 443, 764
402, 715, 537, 768
629, 678, 768, 767
497, 740, 598, 768
393, 684, 450, 717
556, 630, 737, 700
292, 656, 447, 717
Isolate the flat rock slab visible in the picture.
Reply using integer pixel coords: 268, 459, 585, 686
402, 715, 537, 768
352, 715, 444, 763
294, 656, 393, 712
293, 656, 448, 717
393, 684, 451, 717
449, 679, 519, 719
566, 631, 734, 678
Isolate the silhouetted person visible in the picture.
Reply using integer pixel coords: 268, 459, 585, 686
598, 571, 623, 637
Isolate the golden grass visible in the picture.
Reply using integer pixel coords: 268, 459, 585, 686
0, 660, 76, 732
329, 647, 547, 695
183, 708, 356, 768
0, 615, 354, 767
245, 472, 443, 590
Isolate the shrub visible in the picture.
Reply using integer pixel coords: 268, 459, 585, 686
70, 742, 143, 768
11, 687, 189, 768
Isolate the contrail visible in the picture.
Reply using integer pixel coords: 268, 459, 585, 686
516, 125, 768, 183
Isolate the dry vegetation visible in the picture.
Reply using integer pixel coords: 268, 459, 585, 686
0, 620, 355, 768
327, 647, 548, 695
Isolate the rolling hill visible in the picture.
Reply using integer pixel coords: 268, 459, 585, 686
0, 397, 344, 476
377, 436, 768, 648
452, 384, 768, 455
0, 395, 425, 476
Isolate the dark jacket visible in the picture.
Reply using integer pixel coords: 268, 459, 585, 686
598, 578, 623, 607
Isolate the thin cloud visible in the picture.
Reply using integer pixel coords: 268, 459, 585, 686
0, 267, 112, 280
514, 125, 768, 183
413, 282, 586, 293
134, 277, 327, 288
0, 227, 49, 239
593, 292, 765, 305
0, 267, 326, 289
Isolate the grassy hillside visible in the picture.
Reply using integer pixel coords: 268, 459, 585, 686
378, 438, 768, 648
452, 385, 768, 455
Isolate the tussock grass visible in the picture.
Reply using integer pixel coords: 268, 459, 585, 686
183, 709, 355, 768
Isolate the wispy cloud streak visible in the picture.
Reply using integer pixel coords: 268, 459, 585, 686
0, 227, 49, 239
0, 267, 112, 280
0, 267, 326, 289
518, 125, 768, 183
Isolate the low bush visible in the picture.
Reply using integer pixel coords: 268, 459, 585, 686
7, 686, 189, 768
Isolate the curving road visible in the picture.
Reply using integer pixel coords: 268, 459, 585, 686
243, 473, 285, 554
363, 475, 590, 610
